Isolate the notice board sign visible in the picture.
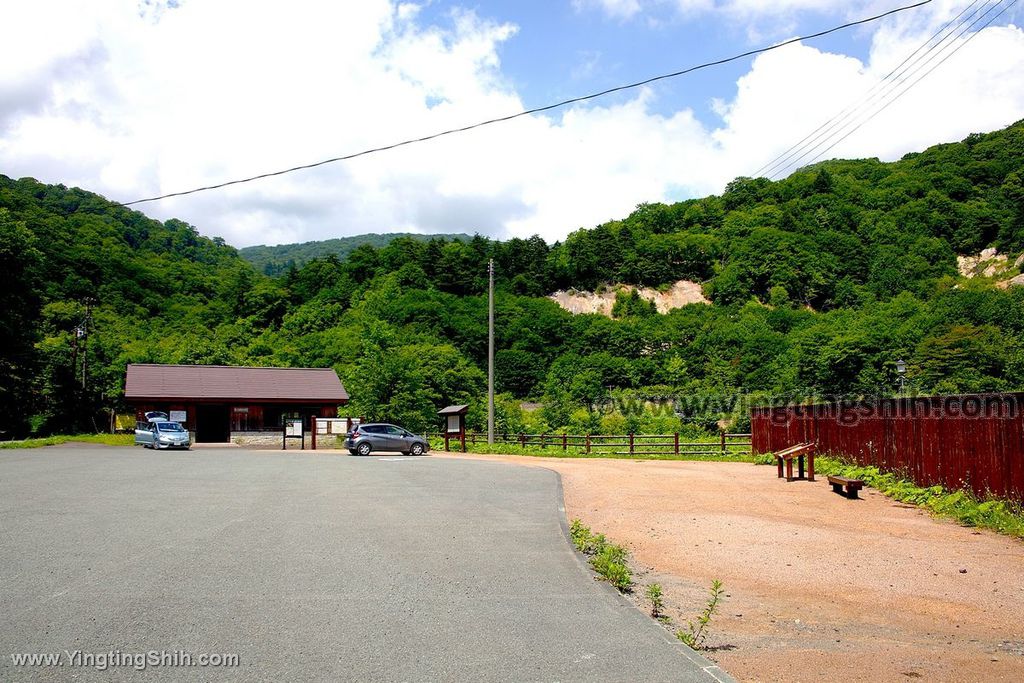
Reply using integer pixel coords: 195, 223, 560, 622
169, 410, 187, 424
285, 419, 303, 437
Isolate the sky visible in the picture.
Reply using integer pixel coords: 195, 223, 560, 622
2, 0, 1024, 247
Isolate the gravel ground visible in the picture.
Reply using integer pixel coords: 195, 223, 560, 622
436, 452, 1024, 682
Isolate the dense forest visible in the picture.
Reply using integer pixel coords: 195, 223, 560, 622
1, 120, 1023, 438
239, 231, 472, 276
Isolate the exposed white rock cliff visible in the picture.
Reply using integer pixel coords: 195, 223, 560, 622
549, 280, 709, 317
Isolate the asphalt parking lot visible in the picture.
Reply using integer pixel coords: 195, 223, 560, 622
0, 446, 731, 682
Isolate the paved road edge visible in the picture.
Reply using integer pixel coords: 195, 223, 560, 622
546, 466, 738, 683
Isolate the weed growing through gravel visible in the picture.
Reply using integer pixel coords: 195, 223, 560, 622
645, 583, 666, 620
569, 519, 633, 592
676, 579, 725, 651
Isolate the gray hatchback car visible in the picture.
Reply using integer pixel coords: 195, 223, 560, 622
345, 423, 429, 456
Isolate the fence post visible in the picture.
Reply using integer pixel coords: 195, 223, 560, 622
629, 433, 634, 456
720, 430, 726, 456
585, 434, 591, 455
541, 433, 546, 449
562, 433, 567, 451
674, 432, 679, 456
444, 433, 450, 451
519, 433, 525, 448
460, 431, 466, 453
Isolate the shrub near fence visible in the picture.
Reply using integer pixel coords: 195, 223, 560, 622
427, 431, 752, 458
750, 393, 1024, 504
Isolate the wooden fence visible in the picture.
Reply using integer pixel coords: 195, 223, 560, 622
427, 431, 751, 457
750, 394, 1024, 503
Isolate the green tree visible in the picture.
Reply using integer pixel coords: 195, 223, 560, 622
0, 210, 42, 436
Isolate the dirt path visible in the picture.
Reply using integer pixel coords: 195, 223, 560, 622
435, 452, 1024, 682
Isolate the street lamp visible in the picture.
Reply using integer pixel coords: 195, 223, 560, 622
895, 359, 907, 396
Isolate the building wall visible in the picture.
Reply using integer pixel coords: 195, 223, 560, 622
132, 402, 342, 435
230, 431, 345, 449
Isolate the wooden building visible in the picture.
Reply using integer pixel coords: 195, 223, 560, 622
125, 364, 348, 443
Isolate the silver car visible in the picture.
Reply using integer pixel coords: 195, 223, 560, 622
345, 423, 428, 456
135, 420, 191, 450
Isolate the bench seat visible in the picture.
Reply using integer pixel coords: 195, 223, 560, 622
773, 442, 816, 482
827, 475, 864, 499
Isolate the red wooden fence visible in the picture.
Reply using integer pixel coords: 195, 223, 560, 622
750, 393, 1024, 504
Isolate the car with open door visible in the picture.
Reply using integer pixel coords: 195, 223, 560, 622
135, 420, 191, 450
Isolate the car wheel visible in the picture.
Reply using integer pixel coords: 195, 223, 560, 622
357, 442, 372, 456
410, 443, 424, 456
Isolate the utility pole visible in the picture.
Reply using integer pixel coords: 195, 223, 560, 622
81, 298, 94, 390
487, 259, 495, 445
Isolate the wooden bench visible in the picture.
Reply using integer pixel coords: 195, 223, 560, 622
827, 475, 864, 499
773, 442, 816, 482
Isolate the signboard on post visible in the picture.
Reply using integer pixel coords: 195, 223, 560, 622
283, 418, 305, 450
437, 404, 469, 452
169, 410, 187, 424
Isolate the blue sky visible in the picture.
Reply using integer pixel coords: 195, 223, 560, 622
415, 2, 881, 122
2, 1, 1024, 246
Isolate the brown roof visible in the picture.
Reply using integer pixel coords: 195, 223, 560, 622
125, 364, 348, 402
438, 404, 469, 415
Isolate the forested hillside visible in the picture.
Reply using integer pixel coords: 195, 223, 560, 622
2, 120, 1023, 438
240, 232, 473, 275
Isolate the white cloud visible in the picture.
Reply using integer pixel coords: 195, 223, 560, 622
1, 1, 1023, 247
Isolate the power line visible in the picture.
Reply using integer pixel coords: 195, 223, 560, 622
764, 0, 1014, 179
789, 0, 1018, 173
768, 0, 1008, 178
121, 0, 933, 207
754, 0, 987, 179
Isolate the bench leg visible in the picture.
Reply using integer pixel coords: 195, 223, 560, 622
831, 482, 843, 495
777, 458, 783, 479
798, 455, 805, 480
847, 486, 859, 500
807, 455, 815, 482
785, 458, 793, 482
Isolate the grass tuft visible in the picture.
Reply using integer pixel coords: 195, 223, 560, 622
569, 519, 633, 592
432, 438, 755, 462
0, 434, 135, 449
